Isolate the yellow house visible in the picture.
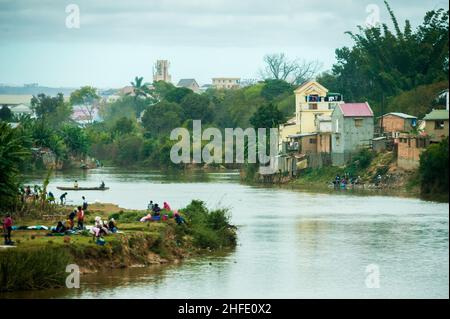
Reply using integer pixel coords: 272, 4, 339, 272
294, 81, 343, 134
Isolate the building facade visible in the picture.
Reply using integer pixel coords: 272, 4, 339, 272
331, 102, 374, 166
396, 133, 429, 170
212, 78, 241, 89
177, 79, 200, 93
294, 81, 343, 134
377, 112, 417, 135
423, 109, 449, 143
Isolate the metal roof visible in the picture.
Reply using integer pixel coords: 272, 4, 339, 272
423, 109, 449, 121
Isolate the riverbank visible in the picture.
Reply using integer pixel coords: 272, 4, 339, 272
0, 201, 237, 292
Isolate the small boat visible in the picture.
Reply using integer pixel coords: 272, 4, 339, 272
56, 186, 109, 191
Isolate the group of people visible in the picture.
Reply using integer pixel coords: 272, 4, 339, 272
141, 200, 185, 225
51, 199, 88, 234
332, 174, 362, 189
90, 216, 118, 243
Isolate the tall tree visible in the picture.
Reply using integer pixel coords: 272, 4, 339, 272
320, 1, 449, 115
260, 53, 321, 85
0, 122, 30, 209
70, 86, 100, 124
31, 93, 72, 128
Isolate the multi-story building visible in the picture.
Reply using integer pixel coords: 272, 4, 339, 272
331, 102, 374, 166
212, 77, 240, 89
294, 81, 343, 134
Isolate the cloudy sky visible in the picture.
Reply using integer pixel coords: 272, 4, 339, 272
0, 0, 448, 88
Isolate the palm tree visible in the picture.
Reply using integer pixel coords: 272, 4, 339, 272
128, 76, 150, 99
0, 122, 30, 209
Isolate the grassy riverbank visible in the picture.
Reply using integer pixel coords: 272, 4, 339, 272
0, 201, 237, 292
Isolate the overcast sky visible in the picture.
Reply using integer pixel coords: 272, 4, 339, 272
0, 0, 448, 88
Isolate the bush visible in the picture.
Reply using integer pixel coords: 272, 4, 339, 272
0, 246, 72, 292
419, 137, 449, 196
109, 211, 143, 222
181, 200, 236, 250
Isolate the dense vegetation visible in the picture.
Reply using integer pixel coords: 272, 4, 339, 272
419, 138, 449, 197
318, 1, 449, 117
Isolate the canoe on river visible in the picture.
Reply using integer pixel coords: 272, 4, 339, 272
56, 186, 109, 191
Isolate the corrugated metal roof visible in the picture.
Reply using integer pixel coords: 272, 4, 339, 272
380, 112, 417, 119
338, 102, 373, 117
423, 109, 449, 121
177, 79, 198, 87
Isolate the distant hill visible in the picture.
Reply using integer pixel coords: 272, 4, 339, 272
0, 85, 77, 96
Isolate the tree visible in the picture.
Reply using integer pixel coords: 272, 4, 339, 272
31, 93, 72, 127
70, 86, 100, 124
128, 76, 154, 116
0, 105, 13, 122
180, 94, 213, 123
323, 2, 449, 115
249, 103, 286, 129
419, 137, 449, 196
165, 87, 194, 104
141, 101, 183, 137
112, 117, 135, 137
260, 79, 294, 101
260, 53, 321, 85
0, 122, 30, 209
60, 124, 90, 155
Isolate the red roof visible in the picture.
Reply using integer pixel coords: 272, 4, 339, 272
339, 102, 373, 117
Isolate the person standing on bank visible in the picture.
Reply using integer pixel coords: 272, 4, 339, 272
82, 196, 88, 211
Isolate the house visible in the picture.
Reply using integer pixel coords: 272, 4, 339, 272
423, 109, 449, 143
212, 78, 241, 89
377, 112, 417, 135
10, 103, 33, 117
177, 79, 200, 93
331, 102, 374, 166
396, 133, 430, 170
293, 80, 343, 134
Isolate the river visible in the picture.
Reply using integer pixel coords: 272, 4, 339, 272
6, 167, 449, 298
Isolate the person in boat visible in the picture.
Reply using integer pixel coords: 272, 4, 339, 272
163, 202, 171, 211
74, 180, 79, 188
76, 206, 85, 230
68, 209, 76, 229
82, 196, 88, 211
60, 192, 68, 205
2, 214, 13, 245
100, 181, 106, 189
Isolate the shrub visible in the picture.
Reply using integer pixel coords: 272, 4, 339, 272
0, 246, 72, 292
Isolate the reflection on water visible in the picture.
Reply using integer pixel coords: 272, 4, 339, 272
3, 168, 448, 298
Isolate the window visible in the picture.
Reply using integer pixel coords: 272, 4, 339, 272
309, 138, 317, 144
309, 103, 318, 110
354, 119, 363, 128
435, 120, 445, 129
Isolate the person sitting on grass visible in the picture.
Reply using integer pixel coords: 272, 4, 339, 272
2, 214, 13, 245
108, 218, 118, 233
53, 221, 67, 234
174, 212, 185, 225
152, 203, 161, 216
163, 202, 171, 211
